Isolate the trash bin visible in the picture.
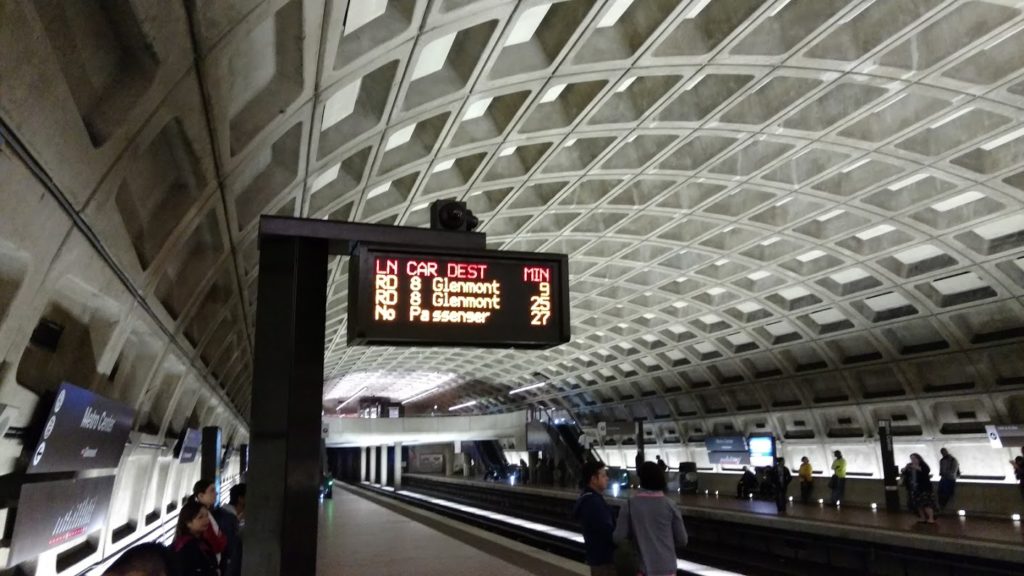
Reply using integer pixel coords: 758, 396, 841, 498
679, 462, 698, 494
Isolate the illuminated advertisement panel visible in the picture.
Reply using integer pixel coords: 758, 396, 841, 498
347, 245, 570, 348
747, 435, 776, 468
8, 476, 115, 567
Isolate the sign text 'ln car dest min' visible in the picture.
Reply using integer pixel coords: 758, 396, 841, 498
347, 245, 570, 348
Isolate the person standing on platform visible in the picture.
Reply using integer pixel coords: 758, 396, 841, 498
215, 483, 246, 576
900, 459, 917, 514
1012, 454, 1024, 499
573, 461, 616, 576
771, 457, 793, 513
173, 501, 219, 576
656, 455, 668, 476
937, 448, 960, 511
798, 457, 813, 504
519, 458, 529, 484
613, 462, 687, 576
829, 451, 847, 505
908, 453, 937, 524
190, 480, 227, 558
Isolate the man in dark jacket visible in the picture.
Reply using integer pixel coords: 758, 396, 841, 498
214, 483, 246, 576
573, 460, 615, 576
770, 458, 793, 513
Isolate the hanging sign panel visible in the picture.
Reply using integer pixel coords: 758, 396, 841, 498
27, 382, 134, 474
8, 476, 115, 567
177, 428, 202, 463
348, 245, 570, 348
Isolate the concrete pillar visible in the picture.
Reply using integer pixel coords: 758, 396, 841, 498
380, 446, 389, 486
244, 235, 328, 576
394, 442, 402, 489
201, 427, 222, 505
360, 447, 367, 482
370, 444, 378, 484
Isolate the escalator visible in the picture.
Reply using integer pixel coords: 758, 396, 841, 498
473, 440, 509, 480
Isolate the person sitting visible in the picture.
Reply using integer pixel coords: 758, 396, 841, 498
103, 542, 179, 576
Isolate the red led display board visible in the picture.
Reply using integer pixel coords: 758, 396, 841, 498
347, 245, 570, 348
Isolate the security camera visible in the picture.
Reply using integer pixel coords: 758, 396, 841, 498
430, 198, 479, 232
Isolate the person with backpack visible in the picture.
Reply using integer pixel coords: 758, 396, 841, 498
613, 462, 687, 576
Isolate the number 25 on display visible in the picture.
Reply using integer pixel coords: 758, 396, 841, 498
530, 282, 551, 326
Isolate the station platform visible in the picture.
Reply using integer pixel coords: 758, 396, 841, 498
397, 474, 1024, 574
318, 484, 588, 576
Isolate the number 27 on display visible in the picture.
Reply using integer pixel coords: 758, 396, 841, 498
530, 282, 551, 326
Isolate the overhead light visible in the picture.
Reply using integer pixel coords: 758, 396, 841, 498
958, 510, 966, 517
597, 0, 634, 28
510, 382, 546, 394
768, 0, 792, 17
339, 386, 367, 408
981, 126, 1024, 151
683, 0, 713, 19
840, 158, 871, 173
449, 400, 478, 411
401, 387, 440, 405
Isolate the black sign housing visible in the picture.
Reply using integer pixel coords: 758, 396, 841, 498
27, 382, 134, 474
348, 245, 570, 348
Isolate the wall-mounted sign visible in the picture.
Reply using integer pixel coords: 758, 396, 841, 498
348, 245, 570, 348
705, 435, 750, 465
8, 476, 115, 567
27, 382, 134, 474
986, 424, 1024, 448
178, 428, 202, 463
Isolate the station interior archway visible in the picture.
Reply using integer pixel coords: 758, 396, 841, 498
3, 0, 1024, 573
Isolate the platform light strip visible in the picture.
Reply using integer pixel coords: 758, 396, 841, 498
393, 489, 745, 576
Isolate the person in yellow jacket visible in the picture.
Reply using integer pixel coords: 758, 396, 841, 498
798, 456, 813, 504
830, 450, 847, 505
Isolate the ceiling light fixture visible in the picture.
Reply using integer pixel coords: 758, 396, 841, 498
338, 386, 367, 408
510, 382, 546, 394
401, 387, 440, 405
449, 400, 478, 411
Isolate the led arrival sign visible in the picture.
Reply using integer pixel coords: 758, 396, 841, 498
348, 245, 569, 348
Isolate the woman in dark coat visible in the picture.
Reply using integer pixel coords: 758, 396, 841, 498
173, 500, 219, 575
908, 453, 937, 524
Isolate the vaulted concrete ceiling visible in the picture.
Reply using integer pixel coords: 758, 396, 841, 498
4, 0, 1024, 438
